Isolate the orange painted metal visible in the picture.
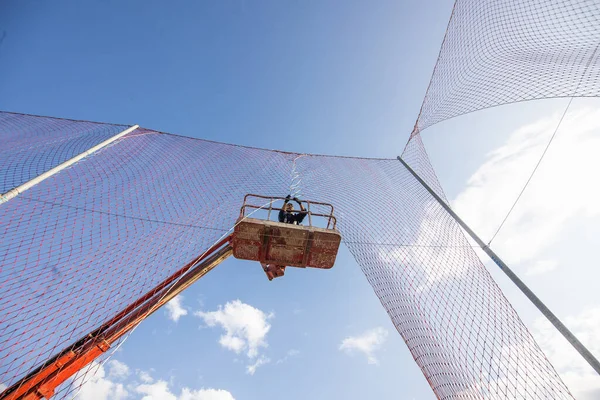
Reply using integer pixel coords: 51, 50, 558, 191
231, 195, 342, 277
2, 352, 76, 400
1, 238, 232, 400
261, 263, 286, 281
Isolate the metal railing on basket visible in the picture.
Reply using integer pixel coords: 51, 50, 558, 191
239, 194, 337, 229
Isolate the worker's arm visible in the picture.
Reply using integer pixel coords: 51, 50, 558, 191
293, 197, 306, 212
279, 195, 291, 222
293, 197, 307, 224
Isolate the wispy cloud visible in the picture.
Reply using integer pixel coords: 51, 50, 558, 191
451, 107, 600, 397
246, 356, 270, 375
73, 362, 129, 400
107, 360, 131, 381
453, 107, 600, 268
138, 370, 154, 384
166, 295, 189, 322
375, 199, 472, 294
276, 349, 300, 365
195, 300, 273, 374
339, 327, 388, 365
532, 306, 600, 400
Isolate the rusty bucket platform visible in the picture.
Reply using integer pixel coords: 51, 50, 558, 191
232, 218, 341, 269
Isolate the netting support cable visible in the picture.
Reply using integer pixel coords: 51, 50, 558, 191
488, 98, 574, 246
0, 124, 139, 205
397, 155, 600, 376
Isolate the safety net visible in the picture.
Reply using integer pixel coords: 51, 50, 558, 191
7, 0, 600, 397
413, 0, 600, 135
0, 112, 128, 194
0, 113, 572, 399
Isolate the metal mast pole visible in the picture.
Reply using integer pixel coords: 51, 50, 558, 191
397, 155, 600, 376
0, 124, 139, 204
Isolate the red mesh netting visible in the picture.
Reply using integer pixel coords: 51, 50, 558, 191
413, 0, 600, 135
0, 112, 129, 194
0, 115, 572, 399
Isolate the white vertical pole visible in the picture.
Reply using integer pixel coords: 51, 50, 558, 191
397, 155, 600, 376
0, 125, 139, 205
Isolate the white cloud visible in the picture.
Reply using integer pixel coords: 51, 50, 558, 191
136, 381, 236, 400
375, 198, 473, 295
0, 383, 7, 392
166, 295, 188, 322
339, 327, 388, 365
449, 106, 600, 395
73, 362, 129, 400
276, 349, 300, 365
74, 360, 235, 400
137, 380, 177, 400
532, 306, 600, 400
195, 300, 273, 366
246, 355, 270, 375
179, 388, 236, 400
453, 107, 600, 267
138, 370, 154, 384
108, 360, 131, 380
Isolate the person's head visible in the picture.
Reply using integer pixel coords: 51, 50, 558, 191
285, 203, 294, 212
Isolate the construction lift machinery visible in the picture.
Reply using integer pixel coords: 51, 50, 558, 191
1, 195, 341, 400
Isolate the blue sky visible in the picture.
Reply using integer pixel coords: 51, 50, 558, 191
2, 1, 600, 399
0, 0, 450, 157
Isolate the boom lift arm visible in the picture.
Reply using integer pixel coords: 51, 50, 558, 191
1, 237, 233, 400
2, 194, 341, 399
